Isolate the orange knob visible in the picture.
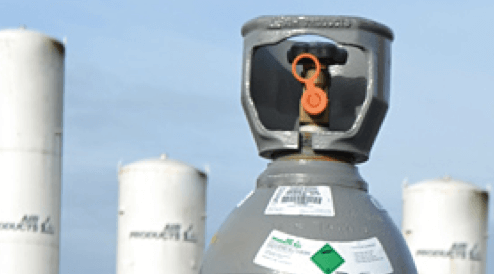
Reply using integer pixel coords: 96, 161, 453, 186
291, 53, 328, 115
301, 87, 328, 115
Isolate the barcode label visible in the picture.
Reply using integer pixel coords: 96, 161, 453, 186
265, 186, 335, 217
281, 196, 322, 204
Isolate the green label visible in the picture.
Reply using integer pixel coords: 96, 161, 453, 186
311, 244, 345, 274
272, 236, 302, 248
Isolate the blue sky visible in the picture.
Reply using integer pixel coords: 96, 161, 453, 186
1, 0, 493, 273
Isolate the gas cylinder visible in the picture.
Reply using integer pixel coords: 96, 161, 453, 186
201, 16, 417, 274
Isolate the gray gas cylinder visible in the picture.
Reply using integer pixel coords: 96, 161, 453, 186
201, 16, 416, 274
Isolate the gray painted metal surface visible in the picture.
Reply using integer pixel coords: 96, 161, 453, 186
241, 16, 392, 163
202, 161, 415, 274
201, 15, 416, 274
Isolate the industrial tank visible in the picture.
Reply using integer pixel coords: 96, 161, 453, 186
0, 28, 64, 274
117, 154, 207, 274
402, 177, 489, 274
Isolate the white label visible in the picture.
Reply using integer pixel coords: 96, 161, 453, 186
265, 186, 335, 217
254, 230, 393, 274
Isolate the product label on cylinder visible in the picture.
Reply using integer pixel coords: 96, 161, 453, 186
265, 186, 335, 217
254, 230, 393, 274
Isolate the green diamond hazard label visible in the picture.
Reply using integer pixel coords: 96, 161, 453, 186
311, 244, 345, 274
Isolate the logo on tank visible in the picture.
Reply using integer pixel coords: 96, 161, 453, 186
416, 242, 482, 261
130, 223, 197, 242
0, 215, 55, 234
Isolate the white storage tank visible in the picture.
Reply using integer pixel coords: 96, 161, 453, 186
0, 28, 64, 274
117, 154, 207, 274
402, 177, 489, 274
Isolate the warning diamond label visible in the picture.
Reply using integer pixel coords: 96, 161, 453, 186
311, 244, 345, 274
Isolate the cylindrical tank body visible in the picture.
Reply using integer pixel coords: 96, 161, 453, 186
0, 29, 64, 274
402, 177, 489, 274
202, 160, 416, 274
117, 154, 207, 274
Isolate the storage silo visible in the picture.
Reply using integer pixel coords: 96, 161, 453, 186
117, 154, 207, 274
0, 28, 65, 274
402, 177, 489, 274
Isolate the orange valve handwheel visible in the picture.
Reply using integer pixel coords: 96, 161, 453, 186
292, 53, 328, 115
301, 88, 328, 115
